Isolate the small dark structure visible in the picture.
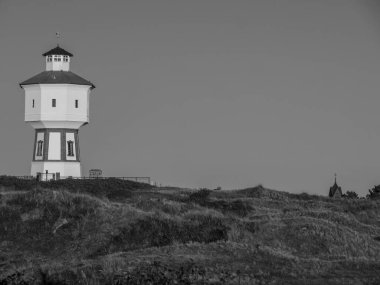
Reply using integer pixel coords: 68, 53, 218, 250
329, 174, 342, 198
89, 169, 103, 178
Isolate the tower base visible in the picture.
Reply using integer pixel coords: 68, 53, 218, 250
31, 161, 81, 179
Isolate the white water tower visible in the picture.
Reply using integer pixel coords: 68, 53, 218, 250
20, 45, 95, 179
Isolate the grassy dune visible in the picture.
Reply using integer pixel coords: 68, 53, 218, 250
0, 176, 379, 284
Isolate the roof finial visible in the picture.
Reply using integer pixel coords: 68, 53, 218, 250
334, 173, 337, 184
56, 32, 60, 47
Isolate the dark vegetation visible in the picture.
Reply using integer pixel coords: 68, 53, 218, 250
367, 185, 380, 200
0, 175, 151, 201
0, 177, 380, 284
343, 190, 359, 199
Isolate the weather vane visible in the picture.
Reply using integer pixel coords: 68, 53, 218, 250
56, 32, 60, 46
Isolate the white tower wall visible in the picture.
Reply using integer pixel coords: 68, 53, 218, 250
31, 162, 81, 178
48, 132, 61, 160
20, 45, 94, 179
24, 84, 90, 123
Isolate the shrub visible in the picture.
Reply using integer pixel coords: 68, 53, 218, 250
0, 206, 21, 239
93, 212, 228, 256
228, 222, 257, 243
349, 191, 359, 198
0, 176, 151, 199
182, 212, 228, 243
189, 188, 211, 201
0, 175, 37, 190
188, 196, 253, 217
343, 191, 359, 199
367, 185, 380, 200
208, 199, 253, 217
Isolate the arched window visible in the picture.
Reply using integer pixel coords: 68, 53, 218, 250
37, 140, 43, 156
67, 140, 74, 156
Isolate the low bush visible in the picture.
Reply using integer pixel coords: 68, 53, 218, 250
344, 191, 359, 199
94, 213, 228, 256
188, 188, 212, 201
132, 198, 194, 215
1, 188, 106, 257
189, 197, 253, 217
182, 213, 228, 243
206, 199, 253, 217
0, 175, 37, 191
367, 185, 380, 200
0, 206, 21, 239
0, 176, 151, 199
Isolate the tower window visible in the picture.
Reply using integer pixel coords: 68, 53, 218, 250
75, 100, 78, 108
32, 99, 35, 108
54, 55, 61, 62
37, 140, 43, 156
63, 56, 68, 62
47, 56, 52, 62
52, 99, 56, 107
67, 141, 74, 157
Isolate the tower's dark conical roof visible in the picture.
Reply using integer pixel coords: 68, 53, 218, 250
42, 46, 73, 57
20, 71, 95, 89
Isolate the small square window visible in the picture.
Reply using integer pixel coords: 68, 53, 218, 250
75, 100, 78, 108
52, 99, 56, 107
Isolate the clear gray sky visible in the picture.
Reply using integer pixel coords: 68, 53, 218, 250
1, 0, 380, 196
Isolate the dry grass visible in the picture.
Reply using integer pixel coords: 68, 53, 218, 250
0, 179, 379, 284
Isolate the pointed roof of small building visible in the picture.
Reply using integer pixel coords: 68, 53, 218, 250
329, 174, 342, 198
42, 45, 73, 57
